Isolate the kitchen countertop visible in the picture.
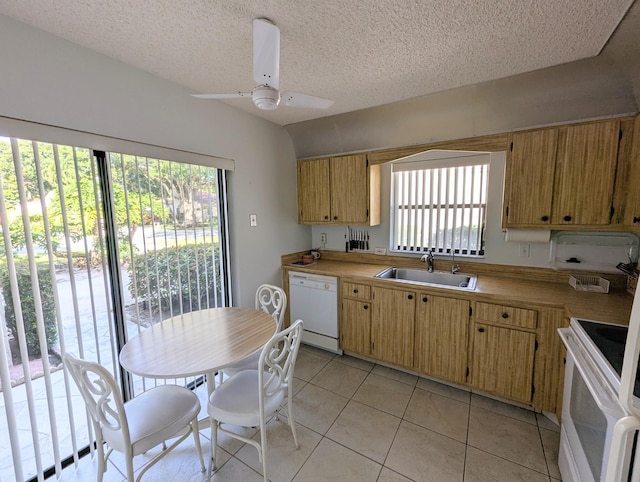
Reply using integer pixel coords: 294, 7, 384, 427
283, 259, 634, 325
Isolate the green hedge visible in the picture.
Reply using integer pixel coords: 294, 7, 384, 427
128, 244, 221, 313
1, 262, 58, 358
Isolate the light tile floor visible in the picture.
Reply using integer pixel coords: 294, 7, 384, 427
59, 344, 562, 482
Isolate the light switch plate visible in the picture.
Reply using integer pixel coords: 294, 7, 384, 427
374, 247, 386, 255
250, 214, 257, 227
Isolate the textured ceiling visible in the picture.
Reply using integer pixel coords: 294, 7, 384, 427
0, 0, 636, 126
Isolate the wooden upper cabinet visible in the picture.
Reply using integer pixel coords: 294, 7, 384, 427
504, 129, 558, 226
623, 115, 640, 227
552, 120, 620, 225
331, 154, 368, 223
297, 153, 380, 225
503, 118, 625, 229
297, 158, 331, 223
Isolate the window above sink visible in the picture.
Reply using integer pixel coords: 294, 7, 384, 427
390, 151, 490, 259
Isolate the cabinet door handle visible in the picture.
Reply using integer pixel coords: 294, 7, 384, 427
363, 304, 368, 310
563, 215, 572, 222
502, 313, 509, 319
422, 296, 428, 302
541, 215, 549, 221
407, 294, 413, 300
333, 216, 338, 220
324, 215, 329, 220
634, 216, 640, 224
353, 289, 359, 294
478, 327, 485, 333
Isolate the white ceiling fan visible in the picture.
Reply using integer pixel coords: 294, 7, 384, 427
192, 18, 334, 111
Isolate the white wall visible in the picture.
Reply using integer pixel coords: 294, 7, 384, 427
311, 151, 594, 269
287, 58, 638, 160
0, 14, 309, 306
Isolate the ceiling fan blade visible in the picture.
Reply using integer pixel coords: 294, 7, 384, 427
253, 18, 280, 90
191, 92, 252, 99
281, 91, 334, 109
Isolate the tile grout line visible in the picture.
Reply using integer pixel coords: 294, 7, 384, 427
277, 362, 385, 481
461, 391, 472, 481
536, 418, 553, 479
379, 382, 418, 479
76, 348, 558, 482
465, 402, 555, 478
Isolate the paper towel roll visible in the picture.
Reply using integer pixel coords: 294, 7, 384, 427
504, 229, 551, 243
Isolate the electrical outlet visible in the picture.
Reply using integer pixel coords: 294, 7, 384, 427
320, 233, 327, 244
519, 243, 530, 257
374, 247, 387, 255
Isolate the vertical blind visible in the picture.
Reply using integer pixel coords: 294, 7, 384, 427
0, 130, 231, 481
391, 155, 489, 256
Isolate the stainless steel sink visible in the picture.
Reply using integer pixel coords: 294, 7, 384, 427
374, 267, 477, 290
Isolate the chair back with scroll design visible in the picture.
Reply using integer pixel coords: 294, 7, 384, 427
64, 353, 130, 458
255, 283, 287, 332
218, 284, 288, 383
208, 319, 303, 482
64, 352, 204, 482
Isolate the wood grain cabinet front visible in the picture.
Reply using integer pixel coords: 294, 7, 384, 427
297, 158, 331, 223
503, 128, 558, 226
342, 281, 371, 300
297, 154, 380, 225
371, 286, 415, 368
503, 118, 624, 230
414, 294, 470, 385
340, 298, 371, 356
473, 302, 538, 330
335, 276, 565, 412
340, 282, 373, 356
551, 120, 620, 226
469, 301, 537, 404
469, 322, 536, 404
622, 115, 640, 227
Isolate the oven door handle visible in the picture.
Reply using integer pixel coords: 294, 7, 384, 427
559, 328, 624, 418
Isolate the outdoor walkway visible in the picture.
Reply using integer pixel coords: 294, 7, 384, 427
1, 266, 143, 481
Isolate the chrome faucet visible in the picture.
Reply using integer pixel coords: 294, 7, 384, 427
450, 249, 460, 274
420, 250, 435, 272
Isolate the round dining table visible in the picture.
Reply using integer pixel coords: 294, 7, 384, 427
119, 307, 276, 395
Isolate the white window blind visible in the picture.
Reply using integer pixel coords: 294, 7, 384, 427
0, 115, 235, 171
391, 155, 489, 256
0, 133, 230, 481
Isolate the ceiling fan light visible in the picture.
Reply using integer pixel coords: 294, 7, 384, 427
252, 85, 280, 110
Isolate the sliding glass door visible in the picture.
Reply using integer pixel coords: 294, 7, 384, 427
0, 137, 230, 481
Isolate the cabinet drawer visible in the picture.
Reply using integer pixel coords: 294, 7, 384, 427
474, 302, 538, 330
342, 282, 371, 300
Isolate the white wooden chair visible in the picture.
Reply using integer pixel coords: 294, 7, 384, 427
63, 353, 205, 482
207, 319, 303, 482
218, 284, 287, 382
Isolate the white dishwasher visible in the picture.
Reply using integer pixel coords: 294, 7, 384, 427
288, 271, 341, 354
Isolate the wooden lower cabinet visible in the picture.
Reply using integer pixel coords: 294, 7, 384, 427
371, 286, 415, 367
337, 279, 560, 411
469, 322, 536, 404
340, 298, 371, 355
414, 294, 470, 384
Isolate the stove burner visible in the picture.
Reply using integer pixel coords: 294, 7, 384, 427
595, 326, 628, 345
